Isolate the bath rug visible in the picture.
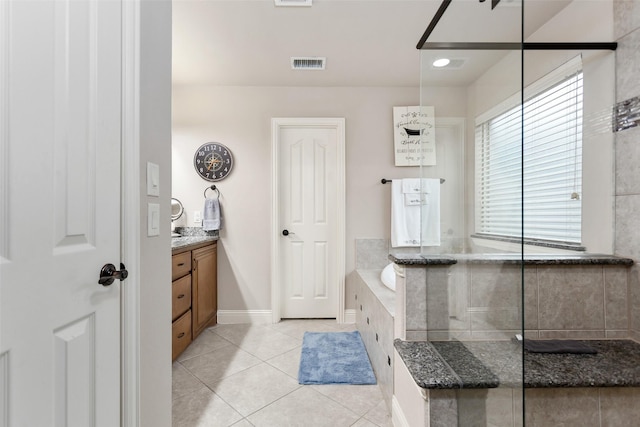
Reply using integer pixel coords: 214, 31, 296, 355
298, 331, 377, 385
524, 339, 597, 354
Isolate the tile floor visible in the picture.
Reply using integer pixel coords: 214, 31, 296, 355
172, 319, 393, 427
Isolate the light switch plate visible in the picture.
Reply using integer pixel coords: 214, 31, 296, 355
148, 203, 160, 236
146, 162, 160, 196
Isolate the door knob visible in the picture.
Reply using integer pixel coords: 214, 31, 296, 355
99, 263, 129, 286
282, 229, 295, 236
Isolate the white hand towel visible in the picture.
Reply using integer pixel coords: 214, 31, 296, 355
401, 178, 422, 194
203, 198, 221, 231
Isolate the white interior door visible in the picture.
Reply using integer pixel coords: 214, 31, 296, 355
0, 1, 122, 425
274, 119, 345, 319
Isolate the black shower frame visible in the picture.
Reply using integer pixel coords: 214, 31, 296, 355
416, 0, 617, 51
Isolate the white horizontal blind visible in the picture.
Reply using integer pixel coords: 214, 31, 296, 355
476, 63, 583, 244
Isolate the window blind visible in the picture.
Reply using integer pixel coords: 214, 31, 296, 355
475, 61, 583, 244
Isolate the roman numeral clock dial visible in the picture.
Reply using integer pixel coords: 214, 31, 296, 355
194, 142, 234, 181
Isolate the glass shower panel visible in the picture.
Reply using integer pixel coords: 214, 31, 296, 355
418, 1, 525, 426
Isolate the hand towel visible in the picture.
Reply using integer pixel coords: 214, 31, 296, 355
401, 178, 422, 194
202, 198, 221, 231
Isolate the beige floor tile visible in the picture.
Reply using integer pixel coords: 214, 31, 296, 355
310, 384, 385, 417
209, 324, 270, 346
211, 324, 301, 359
268, 319, 343, 339
247, 387, 360, 427
180, 345, 261, 385
363, 399, 393, 427
351, 418, 379, 427
172, 387, 243, 427
172, 362, 207, 401
209, 362, 301, 417
177, 329, 232, 362
229, 419, 254, 427
265, 346, 302, 380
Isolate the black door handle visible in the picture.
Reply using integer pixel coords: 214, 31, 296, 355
282, 229, 295, 236
99, 263, 129, 286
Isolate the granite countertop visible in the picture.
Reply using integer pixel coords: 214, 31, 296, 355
388, 253, 633, 266
394, 339, 640, 390
171, 227, 218, 251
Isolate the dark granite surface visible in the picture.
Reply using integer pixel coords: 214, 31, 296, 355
171, 227, 218, 251
388, 253, 633, 266
388, 253, 457, 266
394, 339, 640, 390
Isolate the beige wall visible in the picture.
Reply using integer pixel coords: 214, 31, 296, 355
172, 85, 466, 313
613, 0, 640, 341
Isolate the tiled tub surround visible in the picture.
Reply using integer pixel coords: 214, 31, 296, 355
388, 253, 635, 341
389, 252, 638, 427
354, 239, 398, 411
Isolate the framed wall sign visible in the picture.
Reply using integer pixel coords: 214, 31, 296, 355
393, 106, 436, 166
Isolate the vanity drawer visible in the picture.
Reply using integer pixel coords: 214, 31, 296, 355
172, 275, 191, 321
172, 251, 191, 281
172, 310, 192, 361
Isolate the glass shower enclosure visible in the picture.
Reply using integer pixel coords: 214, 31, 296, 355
416, 0, 617, 424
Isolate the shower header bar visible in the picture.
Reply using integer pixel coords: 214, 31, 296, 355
418, 42, 618, 51
416, 0, 617, 51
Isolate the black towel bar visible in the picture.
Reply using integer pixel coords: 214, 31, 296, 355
381, 178, 445, 184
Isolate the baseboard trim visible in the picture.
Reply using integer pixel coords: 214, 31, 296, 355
392, 395, 410, 427
343, 309, 356, 324
217, 310, 273, 324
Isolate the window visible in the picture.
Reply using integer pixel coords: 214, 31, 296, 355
475, 59, 583, 246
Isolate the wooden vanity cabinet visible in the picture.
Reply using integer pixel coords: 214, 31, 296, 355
192, 244, 217, 337
171, 241, 217, 361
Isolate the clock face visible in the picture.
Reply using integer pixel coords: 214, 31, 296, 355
193, 142, 234, 182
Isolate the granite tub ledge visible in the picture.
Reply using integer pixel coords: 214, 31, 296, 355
388, 253, 633, 266
394, 339, 640, 390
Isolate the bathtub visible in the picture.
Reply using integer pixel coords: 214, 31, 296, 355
380, 263, 396, 291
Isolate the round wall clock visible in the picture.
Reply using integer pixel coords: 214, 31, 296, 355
193, 142, 234, 182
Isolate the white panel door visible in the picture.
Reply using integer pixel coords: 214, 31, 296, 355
278, 123, 342, 318
0, 1, 122, 426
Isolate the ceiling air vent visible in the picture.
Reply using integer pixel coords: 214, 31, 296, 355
291, 57, 326, 71
275, 0, 312, 6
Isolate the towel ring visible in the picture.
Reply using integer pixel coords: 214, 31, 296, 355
204, 185, 220, 199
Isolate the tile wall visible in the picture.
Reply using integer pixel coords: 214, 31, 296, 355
403, 263, 632, 341
614, 0, 640, 342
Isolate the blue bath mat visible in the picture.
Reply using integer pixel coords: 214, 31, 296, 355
298, 331, 376, 385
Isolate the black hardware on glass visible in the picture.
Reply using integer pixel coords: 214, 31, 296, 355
282, 229, 295, 236
99, 263, 129, 286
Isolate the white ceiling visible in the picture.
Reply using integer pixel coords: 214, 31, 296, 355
172, 0, 574, 88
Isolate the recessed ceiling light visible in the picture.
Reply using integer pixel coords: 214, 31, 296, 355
275, 0, 312, 6
432, 58, 451, 68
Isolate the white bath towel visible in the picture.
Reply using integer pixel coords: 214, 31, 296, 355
391, 178, 440, 248
203, 198, 221, 231
421, 178, 441, 247
391, 179, 420, 247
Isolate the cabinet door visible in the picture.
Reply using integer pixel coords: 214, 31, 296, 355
192, 243, 217, 337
